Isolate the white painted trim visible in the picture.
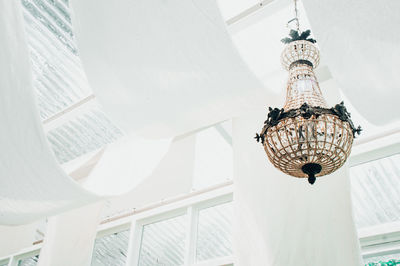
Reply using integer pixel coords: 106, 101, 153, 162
184, 206, 197, 265
359, 222, 400, 240
125, 218, 141, 266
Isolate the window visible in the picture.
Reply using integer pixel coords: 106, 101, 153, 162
130, 190, 234, 266
91, 229, 130, 266
350, 153, 400, 265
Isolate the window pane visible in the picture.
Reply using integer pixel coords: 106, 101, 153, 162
17, 255, 39, 266
138, 215, 187, 266
193, 121, 233, 190
196, 201, 233, 262
91, 230, 130, 266
0, 260, 9, 266
351, 154, 400, 228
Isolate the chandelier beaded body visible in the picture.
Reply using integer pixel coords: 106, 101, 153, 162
255, 0, 361, 184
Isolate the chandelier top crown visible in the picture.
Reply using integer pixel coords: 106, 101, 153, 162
281, 29, 316, 44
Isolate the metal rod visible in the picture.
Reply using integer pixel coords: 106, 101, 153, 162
226, 0, 274, 26
42, 94, 95, 125
294, 0, 300, 31
100, 180, 233, 225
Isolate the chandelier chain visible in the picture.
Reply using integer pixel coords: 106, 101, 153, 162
287, 0, 300, 31
294, 0, 300, 31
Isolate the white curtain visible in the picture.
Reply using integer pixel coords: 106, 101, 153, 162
101, 134, 196, 218
0, 0, 169, 226
0, 0, 279, 226
70, 0, 277, 138
302, 0, 400, 125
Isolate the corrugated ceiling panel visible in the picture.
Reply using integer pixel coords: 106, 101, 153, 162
46, 108, 122, 164
22, 0, 91, 120
351, 154, 400, 228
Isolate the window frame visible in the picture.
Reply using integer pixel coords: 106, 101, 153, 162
350, 132, 400, 262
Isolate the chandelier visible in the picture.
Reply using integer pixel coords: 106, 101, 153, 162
255, 0, 361, 184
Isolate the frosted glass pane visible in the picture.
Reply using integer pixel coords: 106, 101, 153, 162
193, 122, 233, 190
47, 108, 122, 163
17, 255, 39, 266
138, 215, 187, 266
196, 202, 233, 262
351, 154, 400, 228
91, 230, 130, 266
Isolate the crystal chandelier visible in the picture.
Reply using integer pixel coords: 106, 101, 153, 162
255, 0, 361, 184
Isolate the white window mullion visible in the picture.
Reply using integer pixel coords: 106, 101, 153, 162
184, 206, 199, 266
125, 219, 141, 266
6, 257, 14, 266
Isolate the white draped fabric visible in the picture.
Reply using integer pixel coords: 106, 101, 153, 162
37, 202, 104, 266
100, 134, 196, 219
0, 1, 170, 225
302, 0, 400, 125
0, 0, 268, 226
232, 112, 363, 266
70, 0, 277, 137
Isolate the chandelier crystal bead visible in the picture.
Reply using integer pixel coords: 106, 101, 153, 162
256, 32, 361, 184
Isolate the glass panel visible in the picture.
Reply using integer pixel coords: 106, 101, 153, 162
47, 108, 122, 163
18, 255, 39, 266
22, 0, 90, 120
193, 121, 233, 190
351, 154, 400, 228
91, 229, 130, 266
138, 215, 187, 266
364, 252, 400, 265
196, 201, 233, 262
